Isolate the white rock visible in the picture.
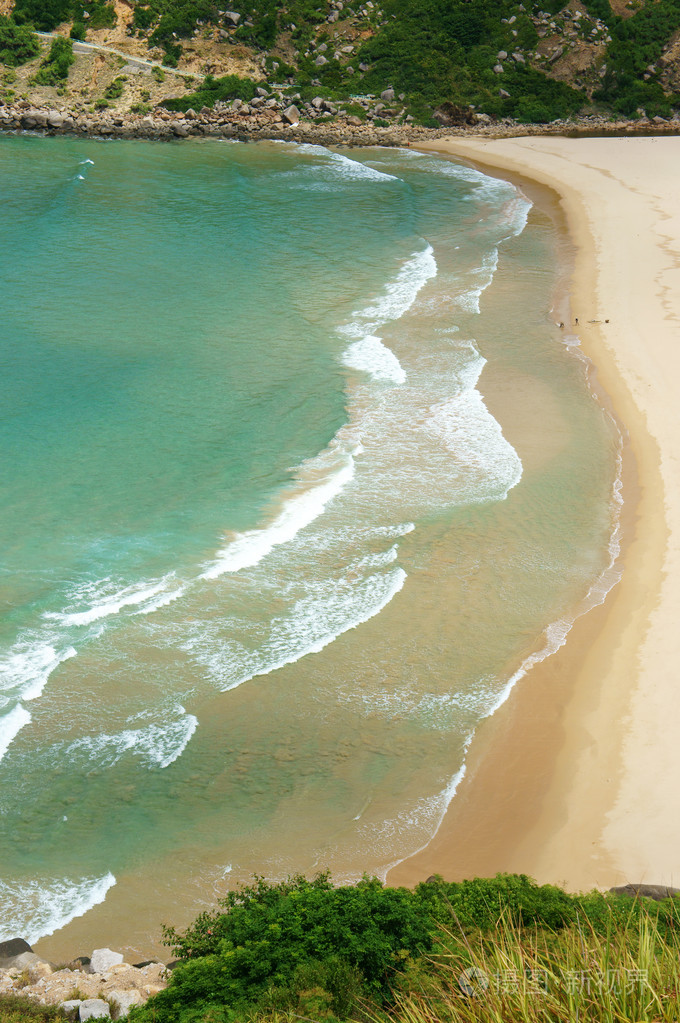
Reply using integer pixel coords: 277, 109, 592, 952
90, 949, 123, 974
79, 999, 111, 1021
108, 989, 144, 1017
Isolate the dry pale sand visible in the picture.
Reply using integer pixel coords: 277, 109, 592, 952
389, 136, 680, 894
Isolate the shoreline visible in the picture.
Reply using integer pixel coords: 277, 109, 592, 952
4, 101, 680, 147
10, 132, 676, 961
390, 136, 675, 893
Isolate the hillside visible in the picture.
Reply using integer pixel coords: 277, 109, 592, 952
1, 0, 680, 127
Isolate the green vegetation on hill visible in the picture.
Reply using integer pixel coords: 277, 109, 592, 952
10, 0, 116, 34
128, 873, 680, 1023
0, 14, 40, 65
32, 36, 74, 85
161, 72, 257, 110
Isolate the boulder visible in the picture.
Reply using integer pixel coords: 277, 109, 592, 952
0, 951, 50, 972
281, 104, 300, 125
47, 110, 65, 128
79, 1000, 111, 1021
314, 54, 328, 66
224, 10, 240, 24
0, 940, 32, 960
108, 989, 144, 1017
432, 101, 477, 126
61, 1002, 82, 1020
380, 87, 395, 102
89, 949, 124, 975
609, 883, 680, 901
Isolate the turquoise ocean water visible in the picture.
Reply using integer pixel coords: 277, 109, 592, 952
0, 135, 621, 950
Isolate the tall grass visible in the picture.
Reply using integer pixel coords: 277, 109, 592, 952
379, 902, 680, 1023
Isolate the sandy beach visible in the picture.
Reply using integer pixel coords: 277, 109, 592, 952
389, 135, 680, 893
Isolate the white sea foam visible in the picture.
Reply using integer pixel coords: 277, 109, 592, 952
0, 640, 76, 702
0, 705, 32, 764
186, 564, 406, 691
297, 144, 399, 182
79, 159, 94, 165
47, 575, 181, 626
64, 710, 198, 771
201, 442, 356, 580
342, 335, 406, 385
453, 249, 499, 315
425, 385, 523, 504
0, 873, 116, 944
342, 245, 437, 336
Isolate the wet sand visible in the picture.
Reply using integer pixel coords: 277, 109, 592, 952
390, 136, 677, 893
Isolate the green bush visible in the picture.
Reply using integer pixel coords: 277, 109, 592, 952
161, 72, 257, 110
0, 15, 40, 66
12, 0, 72, 32
69, 19, 86, 39
33, 36, 74, 85
104, 75, 126, 99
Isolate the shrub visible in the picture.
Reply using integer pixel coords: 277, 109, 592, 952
0, 15, 40, 66
160, 72, 257, 110
70, 19, 86, 39
33, 36, 74, 85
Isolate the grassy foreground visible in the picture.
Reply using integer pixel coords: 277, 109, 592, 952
117, 873, 680, 1023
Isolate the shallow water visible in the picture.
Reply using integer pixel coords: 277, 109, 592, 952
0, 136, 620, 949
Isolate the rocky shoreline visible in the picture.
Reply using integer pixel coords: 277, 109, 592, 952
2, 98, 680, 146
0, 938, 168, 1020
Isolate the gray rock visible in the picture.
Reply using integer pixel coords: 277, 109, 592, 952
108, 989, 144, 1017
89, 949, 123, 974
317, 42, 328, 53
380, 87, 395, 102
609, 883, 680, 901
311, 96, 324, 109
512, 52, 525, 63
256, 86, 268, 97
493, 64, 504, 73
0, 940, 32, 959
224, 10, 240, 24
0, 951, 49, 972
497, 50, 507, 59
359, 62, 370, 71
328, 9, 339, 20
499, 88, 510, 98
314, 54, 328, 66
47, 110, 64, 128
79, 1000, 111, 1021
61, 1002, 82, 1021
282, 104, 300, 124
172, 122, 189, 136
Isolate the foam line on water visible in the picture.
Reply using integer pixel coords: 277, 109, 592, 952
0, 873, 116, 944
46, 574, 182, 627
341, 245, 437, 337
0, 640, 76, 703
424, 356, 523, 504
453, 249, 499, 315
342, 335, 406, 385
201, 441, 356, 580
297, 144, 399, 182
63, 710, 198, 771
186, 564, 406, 692
0, 705, 32, 764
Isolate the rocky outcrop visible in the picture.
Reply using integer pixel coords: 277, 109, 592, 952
1, 98, 679, 147
609, 883, 680, 901
0, 940, 168, 1021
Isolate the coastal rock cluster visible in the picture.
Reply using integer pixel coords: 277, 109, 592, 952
0, 938, 168, 1020
1, 98, 680, 145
